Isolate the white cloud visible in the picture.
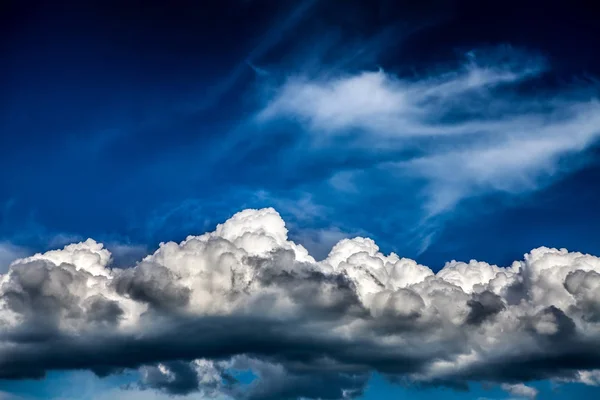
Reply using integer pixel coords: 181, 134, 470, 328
501, 383, 539, 399
258, 47, 544, 139
257, 46, 600, 215
557, 369, 600, 386
402, 102, 600, 215
2, 208, 600, 398
290, 226, 356, 261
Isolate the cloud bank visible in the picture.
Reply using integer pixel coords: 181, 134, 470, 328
2, 208, 600, 398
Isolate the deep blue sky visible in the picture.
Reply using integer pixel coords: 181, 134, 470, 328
2, 1, 600, 398
2, 0, 600, 267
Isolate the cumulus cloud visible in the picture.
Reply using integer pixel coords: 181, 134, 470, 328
258, 46, 600, 216
2, 208, 600, 398
501, 383, 538, 399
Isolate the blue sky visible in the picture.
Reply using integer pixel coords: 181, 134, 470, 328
2, 1, 600, 399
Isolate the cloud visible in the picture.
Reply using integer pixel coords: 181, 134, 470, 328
557, 369, 600, 386
2, 208, 600, 398
257, 46, 600, 216
289, 226, 357, 261
501, 383, 538, 399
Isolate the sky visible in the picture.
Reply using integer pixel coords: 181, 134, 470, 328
1, 0, 600, 399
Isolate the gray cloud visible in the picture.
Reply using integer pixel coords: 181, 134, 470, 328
466, 290, 506, 325
113, 262, 191, 311
2, 209, 600, 398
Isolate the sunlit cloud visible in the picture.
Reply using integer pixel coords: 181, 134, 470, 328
3, 208, 600, 398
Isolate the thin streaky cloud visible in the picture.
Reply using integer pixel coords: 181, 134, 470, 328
257, 47, 600, 217
195, 0, 319, 111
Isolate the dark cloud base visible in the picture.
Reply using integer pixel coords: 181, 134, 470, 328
1, 209, 600, 398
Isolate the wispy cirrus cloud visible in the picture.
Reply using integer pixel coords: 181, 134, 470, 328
257, 46, 600, 220
193, 0, 319, 111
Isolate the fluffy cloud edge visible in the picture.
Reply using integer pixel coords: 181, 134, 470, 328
2, 208, 600, 399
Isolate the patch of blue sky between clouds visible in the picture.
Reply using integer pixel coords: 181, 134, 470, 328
2, 372, 595, 400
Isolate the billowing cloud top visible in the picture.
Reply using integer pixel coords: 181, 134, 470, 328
2, 208, 600, 399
